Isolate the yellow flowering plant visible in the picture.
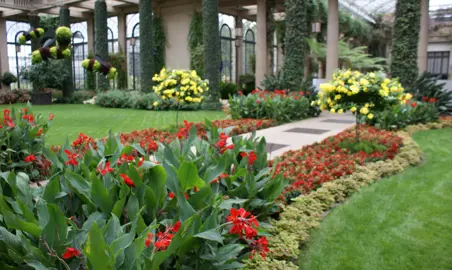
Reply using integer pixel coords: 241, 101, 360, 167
153, 68, 209, 125
316, 69, 411, 139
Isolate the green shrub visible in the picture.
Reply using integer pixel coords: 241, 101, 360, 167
70, 90, 96, 104
229, 90, 312, 122
220, 81, 238, 99
408, 72, 452, 115
1, 72, 18, 86
239, 74, 256, 95
365, 102, 439, 130
20, 61, 70, 91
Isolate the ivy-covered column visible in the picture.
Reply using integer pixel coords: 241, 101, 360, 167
29, 15, 40, 51
60, 7, 74, 98
390, 0, 420, 88
417, 0, 429, 73
203, 0, 221, 109
0, 17, 9, 91
139, 0, 153, 90
256, 0, 267, 87
95, 0, 109, 90
283, 0, 309, 84
235, 16, 243, 83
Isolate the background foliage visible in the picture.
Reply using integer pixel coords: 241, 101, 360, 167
189, 12, 204, 77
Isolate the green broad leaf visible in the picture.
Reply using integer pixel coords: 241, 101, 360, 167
144, 186, 158, 220
17, 200, 38, 224
43, 147, 62, 170
82, 212, 107, 231
91, 176, 114, 214
215, 262, 246, 269
83, 222, 115, 269
215, 244, 245, 263
65, 170, 93, 205
126, 194, 139, 222
203, 155, 228, 184
25, 260, 49, 270
41, 204, 68, 254
148, 165, 167, 200
127, 166, 143, 187
112, 198, 126, 219
36, 200, 49, 228
103, 215, 122, 245
219, 198, 249, 210
194, 229, 223, 244
42, 176, 61, 204
0, 227, 25, 259
3, 211, 41, 238
177, 162, 205, 191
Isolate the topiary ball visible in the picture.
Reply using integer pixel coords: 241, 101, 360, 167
31, 50, 43, 65
19, 35, 27, 45
107, 67, 118, 80
56, 26, 72, 48
93, 61, 101, 72
61, 48, 71, 59
49, 46, 58, 58
81, 59, 90, 69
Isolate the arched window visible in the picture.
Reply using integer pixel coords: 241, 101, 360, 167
6, 21, 32, 89
126, 13, 140, 89
244, 29, 256, 75
220, 24, 233, 81
71, 22, 88, 90
107, 17, 118, 53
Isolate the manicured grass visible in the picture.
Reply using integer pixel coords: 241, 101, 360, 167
0, 104, 226, 145
299, 128, 452, 270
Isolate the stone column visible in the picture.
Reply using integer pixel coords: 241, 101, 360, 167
235, 16, 243, 84
87, 15, 95, 54
117, 12, 128, 86
326, 0, 339, 80
256, 0, 267, 88
0, 16, 9, 91
418, 0, 429, 73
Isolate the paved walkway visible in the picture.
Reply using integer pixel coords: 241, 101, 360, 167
241, 113, 356, 159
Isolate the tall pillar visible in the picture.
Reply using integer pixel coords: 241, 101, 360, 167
87, 15, 95, 54
60, 7, 74, 97
235, 16, 243, 84
0, 16, 9, 91
418, 0, 429, 73
326, 0, 339, 80
95, 0, 109, 90
29, 15, 40, 51
256, 0, 267, 88
117, 13, 127, 53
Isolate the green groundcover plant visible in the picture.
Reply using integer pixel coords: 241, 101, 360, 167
0, 107, 288, 269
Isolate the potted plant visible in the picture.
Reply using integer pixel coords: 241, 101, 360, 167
20, 60, 69, 105
0, 71, 18, 90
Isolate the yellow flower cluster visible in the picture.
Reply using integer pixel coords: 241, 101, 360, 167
315, 70, 410, 120
152, 68, 208, 104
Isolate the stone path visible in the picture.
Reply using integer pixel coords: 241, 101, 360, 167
240, 113, 356, 159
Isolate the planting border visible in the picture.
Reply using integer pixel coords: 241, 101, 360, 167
245, 119, 452, 270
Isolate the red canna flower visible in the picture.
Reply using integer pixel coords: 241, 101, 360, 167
145, 237, 153, 248
429, 97, 437, 103
64, 150, 79, 166
3, 109, 10, 115
36, 128, 43, 137
137, 157, 144, 167
49, 113, 55, 121
22, 108, 27, 113
145, 221, 181, 251
193, 186, 198, 192
168, 191, 175, 199
227, 208, 259, 239
184, 192, 189, 199
62, 247, 80, 259
97, 161, 114, 176
120, 173, 135, 187
240, 151, 257, 166
422, 96, 429, 102
411, 101, 417, 108
24, 154, 36, 163
249, 237, 269, 260
221, 144, 234, 154
117, 153, 134, 165
4, 115, 14, 127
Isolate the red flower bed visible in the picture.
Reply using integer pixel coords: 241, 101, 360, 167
52, 119, 274, 154
249, 89, 312, 100
271, 125, 403, 202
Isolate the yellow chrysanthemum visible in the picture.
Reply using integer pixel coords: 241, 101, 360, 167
360, 107, 369, 115
367, 113, 374, 119
350, 106, 357, 112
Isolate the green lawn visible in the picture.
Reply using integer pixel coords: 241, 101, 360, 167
1, 104, 226, 145
299, 128, 452, 270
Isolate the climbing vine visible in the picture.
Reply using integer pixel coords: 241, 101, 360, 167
139, 0, 153, 90
109, 48, 127, 89
189, 12, 204, 77
283, 0, 309, 85
95, 0, 109, 90
390, 0, 420, 89
60, 7, 74, 98
153, 16, 166, 75
203, 0, 221, 109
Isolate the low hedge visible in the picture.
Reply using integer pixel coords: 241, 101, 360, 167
95, 90, 202, 110
229, 90, 318, 123
243, 121, 452, 269
0, 89, 31, 104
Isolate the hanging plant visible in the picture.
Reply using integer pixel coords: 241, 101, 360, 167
31, 39, 71, 64
81, 56, 118, 80
18, 28, 45, 45
55, 26, 72, 49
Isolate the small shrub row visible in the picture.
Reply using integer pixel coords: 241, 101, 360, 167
229, 90, 319, 123
95, 90, 201, 110
53, 90, 96, 104
365, 101, 439, 130
0, 89, 31, 104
